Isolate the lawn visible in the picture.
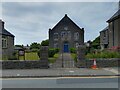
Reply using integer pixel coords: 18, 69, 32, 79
19, 52, 59, 63
19, 52, 40, 60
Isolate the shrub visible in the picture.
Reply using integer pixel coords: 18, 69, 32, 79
48, 48, 59, 57
86, 51, 120, 58
70, 48, 76, 53
48, 48, 56, 57
54, 48, 60, 53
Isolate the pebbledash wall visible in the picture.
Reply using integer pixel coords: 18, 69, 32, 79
1, 58, 119, 69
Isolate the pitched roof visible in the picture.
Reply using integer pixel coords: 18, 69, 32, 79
0, 29, 15, 37
51, 14, 83, 31
107, 9, 120, 22
100, 26, 108, 33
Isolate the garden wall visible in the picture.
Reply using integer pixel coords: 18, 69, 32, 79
0, 58, 119, 69
78, 58, 119, 68
0, 60, 49, 69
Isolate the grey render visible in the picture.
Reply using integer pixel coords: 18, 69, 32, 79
100, 9, 120, 49
49, 14, 84, 52
0, 20, 15, 59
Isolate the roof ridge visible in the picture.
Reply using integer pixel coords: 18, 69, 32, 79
51, 14, 83, 31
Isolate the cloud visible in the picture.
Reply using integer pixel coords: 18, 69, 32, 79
2, 2, 118, 45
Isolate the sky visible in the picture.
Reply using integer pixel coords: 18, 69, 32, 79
1, 1, 119, 46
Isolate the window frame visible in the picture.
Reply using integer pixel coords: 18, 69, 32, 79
2, 37, 7, 49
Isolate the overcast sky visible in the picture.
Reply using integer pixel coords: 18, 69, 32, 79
1, 2, 118, 45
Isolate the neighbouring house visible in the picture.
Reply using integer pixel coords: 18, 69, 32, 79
0, 20, 15, 60
107, 9, 120, 49
49, 14, 84, 53
100, 9, 120, 51
100, 26, 109, 50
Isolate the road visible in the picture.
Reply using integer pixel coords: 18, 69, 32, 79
1, 76, 119, 88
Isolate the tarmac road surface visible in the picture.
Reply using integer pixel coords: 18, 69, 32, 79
1, 76, 119, 88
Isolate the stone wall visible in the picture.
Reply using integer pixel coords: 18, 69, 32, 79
1, 58, 119, 69
77, 58, 119, 68
1, 60, 49, 69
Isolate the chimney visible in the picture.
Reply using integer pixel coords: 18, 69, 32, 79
49, 28, 51, 33
0, 20, 4, 30
49, 28, 51, 31
65, 14, 67, 17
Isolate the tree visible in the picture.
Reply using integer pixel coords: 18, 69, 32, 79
41, 39, 49, 46
91, 36, 100, 49
30, 42, 40, 50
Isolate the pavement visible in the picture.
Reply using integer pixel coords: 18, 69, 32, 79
1, 67, 119, 78
1, 53, 119, 78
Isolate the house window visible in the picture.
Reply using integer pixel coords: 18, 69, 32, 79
54, 43, 58, 48
2, 37, 7, 48
103, 31, 106, 37
74, 32, 79, 40
54, 33, 59, 40
75, 42, 79, 48
61, 31, 66, 38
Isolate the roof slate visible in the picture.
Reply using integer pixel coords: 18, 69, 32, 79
0, 29, 14, 37
107, 9, 120, 22
51, 14, 83, 31
100, 26, 108, 32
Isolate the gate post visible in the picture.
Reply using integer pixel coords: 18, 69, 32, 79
76, 45, 86, 68
39, 46, 49, 69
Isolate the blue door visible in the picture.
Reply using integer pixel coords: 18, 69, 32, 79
64, 44, 69, 52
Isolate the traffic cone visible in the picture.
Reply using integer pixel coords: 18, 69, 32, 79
91, 59, 98, 69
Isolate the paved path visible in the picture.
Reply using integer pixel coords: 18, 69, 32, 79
50, 53, 75, 68
1, 68, 119, 78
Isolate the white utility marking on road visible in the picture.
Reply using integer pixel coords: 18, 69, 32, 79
69, 71, 74, 73
103, 68, 118, 74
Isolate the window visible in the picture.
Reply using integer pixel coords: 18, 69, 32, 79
54, 33, 59, 40
74, 32, 79, 40
61, 31, 66, 38
2, 37, 7, 48
103, 31, 106, 37
75, 42, 79, 48
54, 43, 58, 48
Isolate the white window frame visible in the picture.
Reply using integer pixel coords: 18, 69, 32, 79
2, 37, 7, 48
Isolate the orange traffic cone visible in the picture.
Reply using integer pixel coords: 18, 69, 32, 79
91, 59, 98, 69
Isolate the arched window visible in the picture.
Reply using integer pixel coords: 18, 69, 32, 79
74, 32, 79, 40
54, 33, 59, 40
61, 31, 65, 38
75, 42, 79, 48
54, 43, 58, 48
